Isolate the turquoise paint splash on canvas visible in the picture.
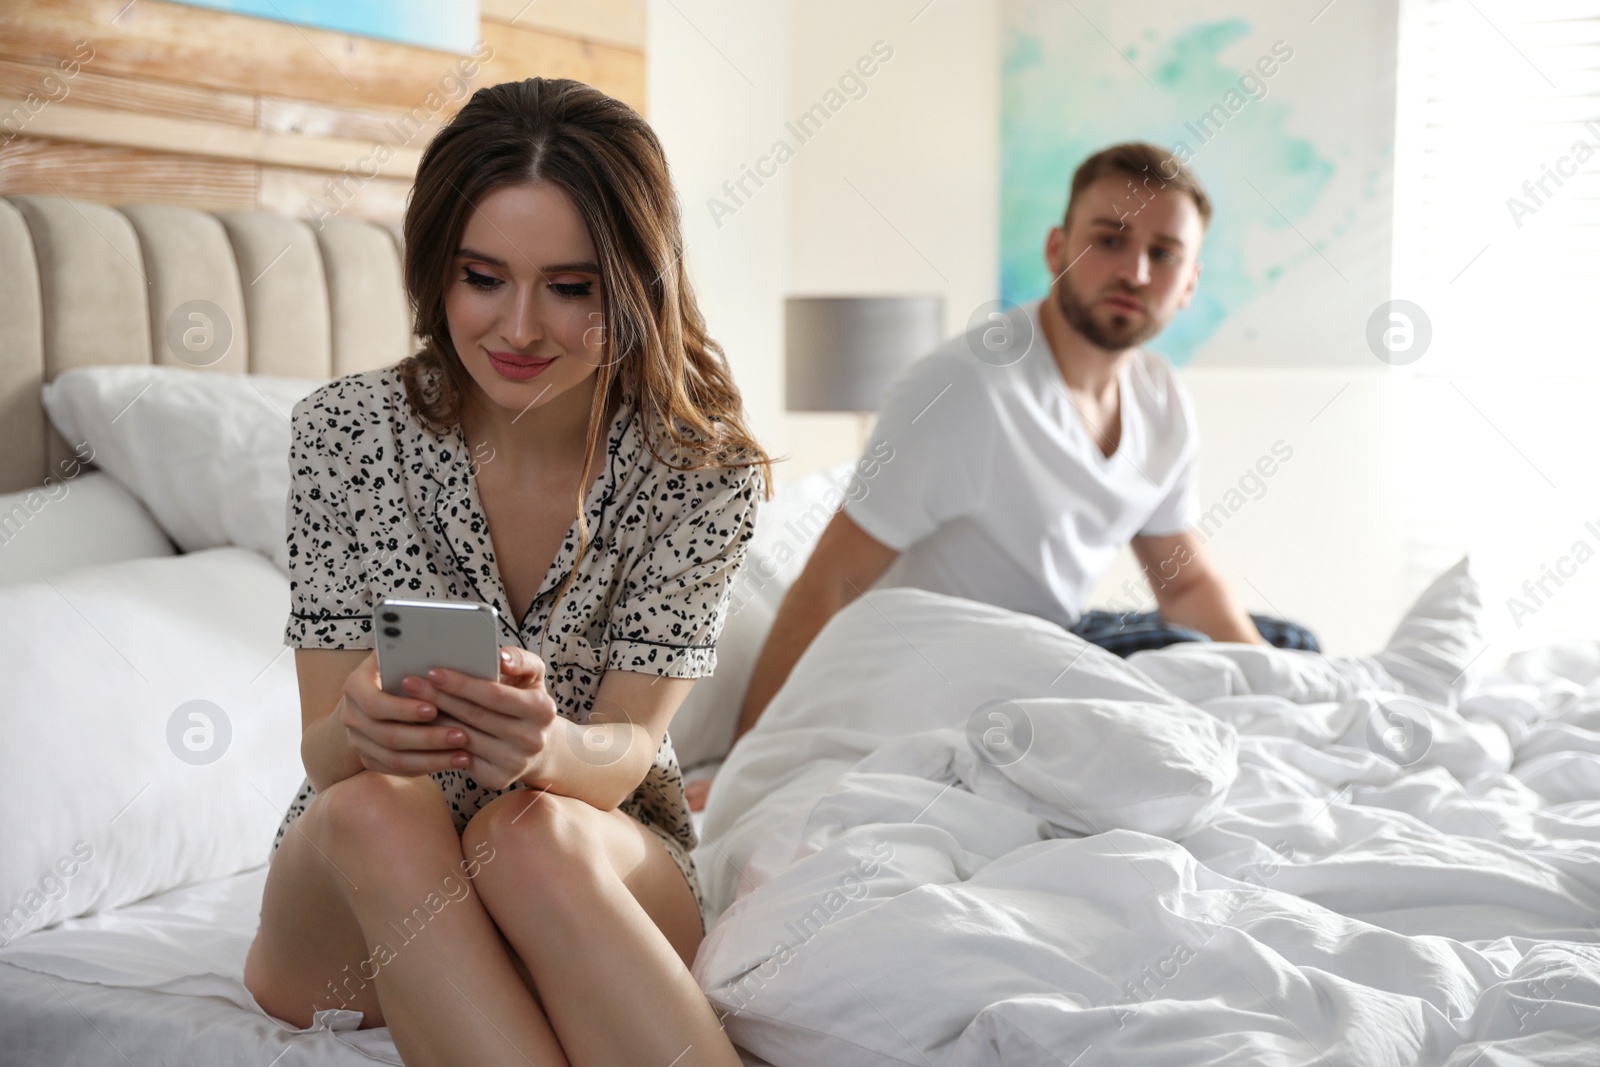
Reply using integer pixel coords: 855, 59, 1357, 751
1001, 8, 1334, 364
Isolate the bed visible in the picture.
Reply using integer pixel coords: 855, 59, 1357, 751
2, 193, 1598, 1066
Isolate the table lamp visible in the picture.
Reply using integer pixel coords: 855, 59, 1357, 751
784, 295, 944, 448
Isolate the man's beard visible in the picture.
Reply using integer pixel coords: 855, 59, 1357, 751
1055, 280, 1165, 352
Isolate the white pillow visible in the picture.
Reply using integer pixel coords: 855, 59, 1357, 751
0, 472, 175, 586
41, 366, 329, 574
0, 548, 303, 943
669, 593, 776, 770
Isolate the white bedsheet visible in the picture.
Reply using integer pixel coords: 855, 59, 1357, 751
0, 806, 724, 1066
0, 865, 406, 1065
691, 566, 1600, 1065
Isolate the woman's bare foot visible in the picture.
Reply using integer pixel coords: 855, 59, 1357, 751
685, 777, 711, 812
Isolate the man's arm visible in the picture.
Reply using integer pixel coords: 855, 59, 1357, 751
1130, 530, 1266, 644
731, 509, 900, 744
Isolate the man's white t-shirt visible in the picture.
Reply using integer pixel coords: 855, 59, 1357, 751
844, 298, 1200, 629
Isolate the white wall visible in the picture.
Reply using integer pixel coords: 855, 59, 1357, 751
646, 0, 793, 456
649, 0, 1001, 478
784, 1, 999, 334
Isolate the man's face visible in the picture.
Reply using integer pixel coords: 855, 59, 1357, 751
1044, 174, 1205, 353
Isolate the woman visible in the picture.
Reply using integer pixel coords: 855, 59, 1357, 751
243, 77, 770, 1067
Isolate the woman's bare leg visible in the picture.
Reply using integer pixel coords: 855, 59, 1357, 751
245, 771, 570, 1067
246, 791, 389, 1027
463, 789, 743, 1067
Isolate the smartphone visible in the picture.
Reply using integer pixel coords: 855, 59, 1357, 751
374, 597, 501, 697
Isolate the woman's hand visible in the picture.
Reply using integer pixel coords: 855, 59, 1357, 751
339, 650, 475, 778
396, 645, 562, 792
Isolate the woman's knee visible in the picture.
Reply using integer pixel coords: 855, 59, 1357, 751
464, 791, 596, 906
312, 770, 450, 854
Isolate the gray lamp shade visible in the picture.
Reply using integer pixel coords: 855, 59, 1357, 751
785, 296, 944, 413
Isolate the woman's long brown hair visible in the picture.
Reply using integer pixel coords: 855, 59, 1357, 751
396, 77, 774, 658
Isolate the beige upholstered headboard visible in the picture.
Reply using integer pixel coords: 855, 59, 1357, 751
0, 195, 415, 494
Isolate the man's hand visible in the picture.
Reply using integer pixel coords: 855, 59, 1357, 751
1130, 530, 1266, 644
733, 509, 900, 744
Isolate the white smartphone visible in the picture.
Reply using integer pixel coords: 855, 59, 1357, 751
374, 597, 502, 696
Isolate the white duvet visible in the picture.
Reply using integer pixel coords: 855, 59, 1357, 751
691, 559, 1600, 1065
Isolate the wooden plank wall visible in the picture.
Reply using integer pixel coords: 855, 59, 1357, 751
0, 0, 646, 224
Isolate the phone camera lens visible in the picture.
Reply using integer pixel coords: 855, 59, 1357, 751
384, 626, 401, 637
382, 612, 399, 622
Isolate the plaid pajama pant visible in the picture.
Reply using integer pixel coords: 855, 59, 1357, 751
1067, 610, 1321, 658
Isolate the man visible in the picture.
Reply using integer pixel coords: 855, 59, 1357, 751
686, 142, 1316, 811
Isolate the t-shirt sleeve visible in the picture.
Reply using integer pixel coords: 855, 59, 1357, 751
1138, 370, 1201, 537
1138, 448, 1200, 536
282, 394, 374, 650
843, 355, 997, 551
606, 460, 764, 679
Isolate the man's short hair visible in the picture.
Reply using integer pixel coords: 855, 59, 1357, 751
1062, 142, 1212, 231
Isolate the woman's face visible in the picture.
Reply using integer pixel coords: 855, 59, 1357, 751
444, 182, 607, 418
